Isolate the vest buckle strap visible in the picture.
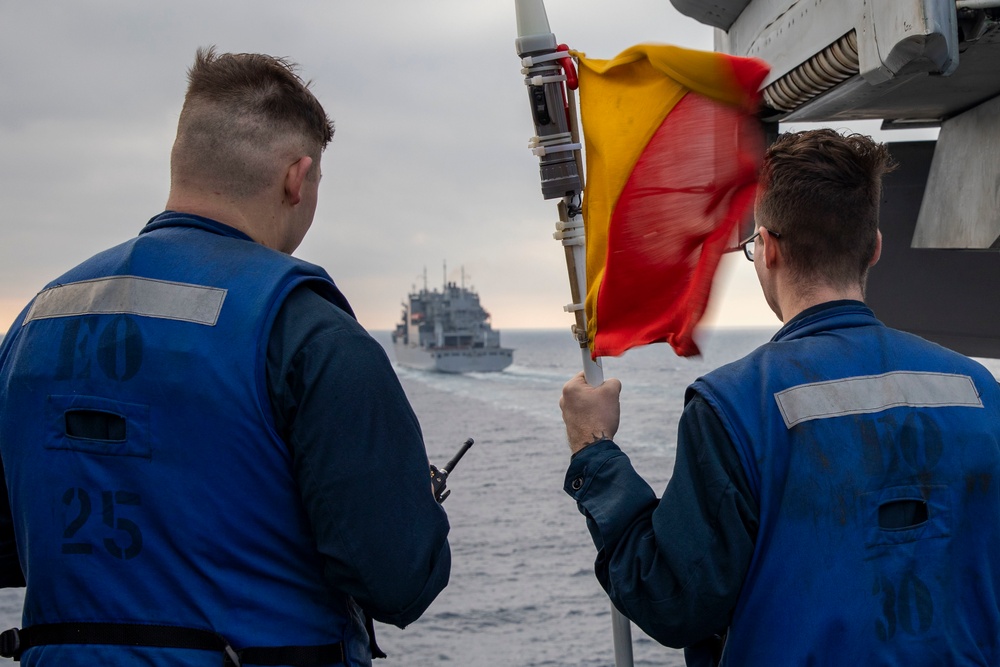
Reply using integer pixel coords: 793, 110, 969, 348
0, 627, 21, 660
0, 623, 345, 665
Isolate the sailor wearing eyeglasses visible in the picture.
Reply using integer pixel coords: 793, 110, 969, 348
561, 129, 1000, 666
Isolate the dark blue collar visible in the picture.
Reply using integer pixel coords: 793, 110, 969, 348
141, 211, 255, 243
772, 300, 880, 343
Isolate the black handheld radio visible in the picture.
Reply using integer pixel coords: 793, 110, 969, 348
430, 438, 474, 503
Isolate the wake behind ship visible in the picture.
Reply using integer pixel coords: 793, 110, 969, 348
392, 272, 513, 373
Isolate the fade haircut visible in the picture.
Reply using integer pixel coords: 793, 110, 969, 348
171, 47, 334, 200
756, 129, 895, 289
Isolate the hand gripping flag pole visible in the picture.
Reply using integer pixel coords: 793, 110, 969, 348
514, 2, 634, 665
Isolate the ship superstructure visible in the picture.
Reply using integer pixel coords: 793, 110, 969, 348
392, 269, 513, 373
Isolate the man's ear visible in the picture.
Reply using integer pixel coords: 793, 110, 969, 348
869, 230, 883, 267
283, 156, 313, 206
761, 227, 781, 269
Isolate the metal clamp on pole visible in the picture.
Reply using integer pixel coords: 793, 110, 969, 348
531, 142, 583, 157
520, 50, 571, 67
527, 73, 569, 85
553, 226, 585, 246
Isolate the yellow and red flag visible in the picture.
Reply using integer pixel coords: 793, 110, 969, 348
575, 44, 769, 358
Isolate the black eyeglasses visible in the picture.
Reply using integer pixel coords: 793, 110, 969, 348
738, 228, 782, 261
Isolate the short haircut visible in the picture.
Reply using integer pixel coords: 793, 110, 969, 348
756, 129, 895, 289
171, 47, 334, 199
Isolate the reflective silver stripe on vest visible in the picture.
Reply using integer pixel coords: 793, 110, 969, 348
24, 276, 226, 326
774, 371, 983, 428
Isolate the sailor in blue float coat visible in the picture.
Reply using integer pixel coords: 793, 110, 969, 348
0, 49, 450, 666
693, 301, 1000, 664
558, 130, 1000, 665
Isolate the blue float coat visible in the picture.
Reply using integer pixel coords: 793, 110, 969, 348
0, 213, 450, 665
567, 301, 1000, 666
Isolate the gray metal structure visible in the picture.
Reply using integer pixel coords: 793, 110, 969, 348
672, 0, 1000, 357
867, 141, 1000, 359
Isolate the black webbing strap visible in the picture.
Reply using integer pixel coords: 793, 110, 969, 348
0, 623, 345, 666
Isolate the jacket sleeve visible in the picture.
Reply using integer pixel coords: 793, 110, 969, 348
563, 393, 757, 648
267, 285, 450, 628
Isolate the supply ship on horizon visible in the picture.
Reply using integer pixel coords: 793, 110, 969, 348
391, 268, 514, 373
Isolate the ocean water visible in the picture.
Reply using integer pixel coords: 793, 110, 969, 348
15, 325, 1000, 665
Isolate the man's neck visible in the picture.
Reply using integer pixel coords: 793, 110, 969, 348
164, 191, 279, 249
777, 283, 865, 324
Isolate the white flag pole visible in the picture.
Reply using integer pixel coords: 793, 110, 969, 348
515, 2, 634, 664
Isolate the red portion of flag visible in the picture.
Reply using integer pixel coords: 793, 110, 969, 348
591, 92, 764, 357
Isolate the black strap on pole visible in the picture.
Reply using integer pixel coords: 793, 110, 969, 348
0, 623, 345, 666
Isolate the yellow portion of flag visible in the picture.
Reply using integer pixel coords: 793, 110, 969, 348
574, 43, 761, 354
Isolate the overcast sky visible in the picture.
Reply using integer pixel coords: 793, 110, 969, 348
0, 1, 925, 338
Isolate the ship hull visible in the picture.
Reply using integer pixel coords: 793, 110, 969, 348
393, 343, 513, 373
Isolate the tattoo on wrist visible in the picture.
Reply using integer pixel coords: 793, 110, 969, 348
586, 432, 607, 446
